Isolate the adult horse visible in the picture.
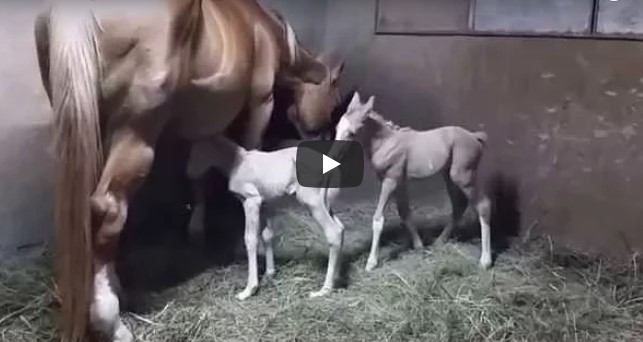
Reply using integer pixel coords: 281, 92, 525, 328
34, 1, 342, 341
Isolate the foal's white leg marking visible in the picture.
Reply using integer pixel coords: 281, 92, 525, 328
262, 218, 276, 277
366, 178, 397, 272
395, 186, 423, 249
308, 202, 345, 298
237, 197, 262, 300
476, 195, 493, 269
89, 263, 133, 342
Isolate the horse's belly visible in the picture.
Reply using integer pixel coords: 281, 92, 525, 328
405, 140, 448, 179
174, 89, 247, 140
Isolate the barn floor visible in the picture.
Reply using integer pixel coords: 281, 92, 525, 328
1, 200, 643, 342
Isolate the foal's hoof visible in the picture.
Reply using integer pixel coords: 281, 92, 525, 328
479, 256, 493, 270
412, 239, 424, 250
236, 286, 258, 301
264, 268, 276, 278
309, 287, 332, 298
114, 323, 133, 342
365, 259, 378, 272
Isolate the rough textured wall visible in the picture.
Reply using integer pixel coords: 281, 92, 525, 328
324, 0, 643, 257
0, 2, 53, 254
259, 0, 327, 52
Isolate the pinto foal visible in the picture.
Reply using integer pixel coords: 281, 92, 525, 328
187, 136, 344, 299
334, 93, 493, 271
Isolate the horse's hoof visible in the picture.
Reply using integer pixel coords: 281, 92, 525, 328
309, 287, 332, 298
365, 259, 378, 272
236, 286, 258, 300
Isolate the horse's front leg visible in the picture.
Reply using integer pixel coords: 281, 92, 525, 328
237, 196, 263, 300
366, 178, 397, 272
89, 130, 158, 342
187, 173, 209, 243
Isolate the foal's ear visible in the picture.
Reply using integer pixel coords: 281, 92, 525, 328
348, 91, 362, 111
364, 96, 375, 111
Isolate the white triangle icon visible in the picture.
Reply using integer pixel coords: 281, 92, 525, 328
322, 154, 341, 174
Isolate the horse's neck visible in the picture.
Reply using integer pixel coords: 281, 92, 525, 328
362, 116, 397, 156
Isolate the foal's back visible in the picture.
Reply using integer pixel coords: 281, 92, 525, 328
404, 126, 485, 179
231, 148, 299, 200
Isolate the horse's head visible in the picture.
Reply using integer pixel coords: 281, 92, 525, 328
286, 53, 345, 140
335, 91, 375, 141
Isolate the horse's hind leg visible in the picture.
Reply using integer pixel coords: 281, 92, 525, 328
261, 215, 276, 277
395, 184, 423, 249
89, 130, 159, 342
445, 162, 493, 269
436, 175, 468, 245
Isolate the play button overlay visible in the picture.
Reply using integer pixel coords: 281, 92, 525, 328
296, 140, 364, 188
322, 154, 340, 174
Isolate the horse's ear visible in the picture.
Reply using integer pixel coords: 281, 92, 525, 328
317, 52, 345, 84
330, 59, 345, 84
348, 91, 361, 111
295, 48, 328, 85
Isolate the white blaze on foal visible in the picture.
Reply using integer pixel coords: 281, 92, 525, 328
335, 92, 493, 271
187, 136, 344, 299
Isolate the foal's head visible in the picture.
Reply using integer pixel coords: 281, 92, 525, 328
334, 91, 375, 141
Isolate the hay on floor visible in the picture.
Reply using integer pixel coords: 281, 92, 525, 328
1, 204, 643, 342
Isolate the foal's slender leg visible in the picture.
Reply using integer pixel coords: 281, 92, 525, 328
435, 176, 468, 245
306, 200, 345, 298
475, 194, 493, 269
90, 130, 159, 342
261, 217, 276, 277
237, 197, 263, 300
366, 178, 397, 272
395, 184, 423, 249
448, 165, 493, 268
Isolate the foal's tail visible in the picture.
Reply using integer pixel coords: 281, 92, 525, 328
473, 131, 488, 146
45, 3, 103, 342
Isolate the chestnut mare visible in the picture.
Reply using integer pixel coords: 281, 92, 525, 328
34, 1, 342, 341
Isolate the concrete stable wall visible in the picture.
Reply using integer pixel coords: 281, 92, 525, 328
0, 3, 53, 255
323, 0, 643, 257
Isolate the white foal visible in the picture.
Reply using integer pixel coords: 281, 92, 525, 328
187, 135, 344, 299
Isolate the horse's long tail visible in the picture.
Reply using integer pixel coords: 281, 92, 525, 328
46, 3, 102, 342
473, 131, 488, 146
